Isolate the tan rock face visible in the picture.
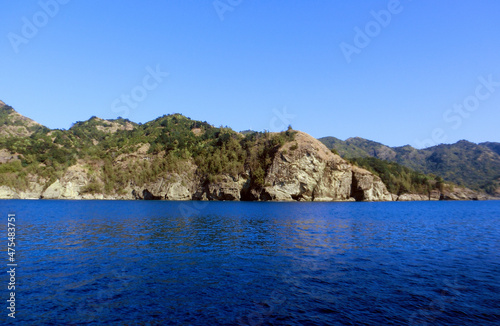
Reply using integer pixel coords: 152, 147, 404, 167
15, 174, 45, 199
429, 190, 441, 201
94, 119, 135, 133
440, 186, 482, 201
262, 132, 351, 201
41, 180, 63, 199
41, 165, 92, 199
0, 186, 19, 199
129, 167, 200, 201
396, 193, 429, 201
393, 187, 488, 201
351, 166, 393, 201
165, 182, 192, 201
313, 161, 353, 201
262, 132, 392, 202
206, 175, 243, 201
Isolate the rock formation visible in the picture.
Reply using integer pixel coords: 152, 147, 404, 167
351, 166, 393, 202
128, 132, 395, 202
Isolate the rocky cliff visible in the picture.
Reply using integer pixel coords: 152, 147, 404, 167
254, 132, 392, 202
131, 132, 396, 201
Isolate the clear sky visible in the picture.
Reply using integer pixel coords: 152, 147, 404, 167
1, 0, 499, 148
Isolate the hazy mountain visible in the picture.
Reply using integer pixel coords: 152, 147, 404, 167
319, 136, 500, 194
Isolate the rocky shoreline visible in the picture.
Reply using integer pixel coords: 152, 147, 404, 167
0, 185, 493, 201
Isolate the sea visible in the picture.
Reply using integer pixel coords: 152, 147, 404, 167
0, 200, 499, 325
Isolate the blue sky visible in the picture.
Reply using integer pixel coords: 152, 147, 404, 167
1, 0, 499, 148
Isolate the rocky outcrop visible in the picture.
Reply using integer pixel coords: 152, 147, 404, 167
206, 175, 245, 201
429, 190, 441, 201
154, 174, 247, 201
391, 187, 489, 201
131, 189, 142, 200
41, 165, 91, 199
0, 186, 19, 199
243, 132, 393, 202
9, 174, 46, 199
41, 180, 64, 199
396, 193, 430, 201
0, 149, 20, 164
165, 182, 192, 201
121, 132, 394, 202
440, 186, 487, 201
258, 132, 355, 201
131, 171, 198, 201
351, 166, 393, 201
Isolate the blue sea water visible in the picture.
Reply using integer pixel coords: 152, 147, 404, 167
0, 200, 499, 325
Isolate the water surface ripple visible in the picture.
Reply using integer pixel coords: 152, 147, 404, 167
1, 200, 499, 325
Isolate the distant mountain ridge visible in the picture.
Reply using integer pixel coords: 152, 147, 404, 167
319, 136, 500, 195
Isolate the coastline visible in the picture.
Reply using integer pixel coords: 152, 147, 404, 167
1, 189, 496, 202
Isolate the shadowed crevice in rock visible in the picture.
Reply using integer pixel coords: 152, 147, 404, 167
350, 172, 365, 202
142, 189, 161, 200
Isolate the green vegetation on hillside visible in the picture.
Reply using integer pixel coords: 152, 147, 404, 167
0, 106, 297, 193
349, 157, 442, 195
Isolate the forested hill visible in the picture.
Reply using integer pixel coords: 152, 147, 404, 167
0, 101, 495, 200
0, 102, 294, 194
319, 136, 500, 196
1, 102, 334, 200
